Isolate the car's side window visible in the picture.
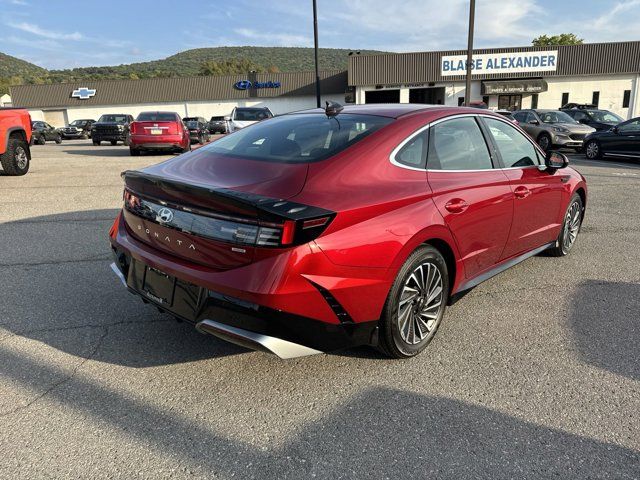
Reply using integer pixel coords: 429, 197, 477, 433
513, 112, 527, 123
619, 119, 640, 132
484, 117, 541, 168
428, 117, 493, 171
394, 130, 427, 168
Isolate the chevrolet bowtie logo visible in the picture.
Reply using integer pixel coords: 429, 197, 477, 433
71, 87, 96, 100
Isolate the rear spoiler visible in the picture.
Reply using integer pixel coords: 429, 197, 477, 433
121, 170, 333, 223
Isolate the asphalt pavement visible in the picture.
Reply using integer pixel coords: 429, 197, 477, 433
0, 140, 638, 479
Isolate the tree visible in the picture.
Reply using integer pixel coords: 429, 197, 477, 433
198, 58, 266, 76
532, 33, 583, 47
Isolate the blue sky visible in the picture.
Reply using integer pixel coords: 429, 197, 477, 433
1, 0, 639, 70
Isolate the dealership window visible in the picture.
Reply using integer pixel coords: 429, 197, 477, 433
561, 92, 569, 107
592, 91, 600, 108
531, 94, 538, 109
428, 117, 493, 170
365, 89, 400, 104
623, 90, 631, 108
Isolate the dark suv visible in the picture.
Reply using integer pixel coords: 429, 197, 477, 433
31, 121, 62, 145
92, 114, 134, 146
561, 108, 623, 132
208, 115, 227, 134
59, 119, 95, 139
183, 117, 210, 144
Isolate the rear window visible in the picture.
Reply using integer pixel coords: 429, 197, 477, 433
136, 112, 178, 122
203, 113, 392, 163
233, 108, 273, 121
210, 116, 224, 121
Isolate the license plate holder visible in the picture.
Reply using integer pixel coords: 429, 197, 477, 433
150, 129, 163, 135
142, 266, 175, 306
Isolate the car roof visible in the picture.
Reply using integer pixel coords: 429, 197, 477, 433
289, 104, 484, 119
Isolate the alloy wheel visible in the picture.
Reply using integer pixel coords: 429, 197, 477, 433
563, 201, 581, 252
15, 146, 28, 170
585, 141, 599, 159
397, 262, 444, 345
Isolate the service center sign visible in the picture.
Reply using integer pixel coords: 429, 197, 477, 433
441, 50, 558, 76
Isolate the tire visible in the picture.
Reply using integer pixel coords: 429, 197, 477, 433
55, 134, 62, 144
584, 140, 601, 159
93, 139, 100, 146
123, 136, 130, 146
537, 133, 552, 151
198, 134, 204, 145
129, 147, 140, 157
110, 140, 117, 146
0, 136, 30, 176
182, 143, 191, 154
37, 135, 46, 145
547, 193, 583, 257
377, 245, 449, 358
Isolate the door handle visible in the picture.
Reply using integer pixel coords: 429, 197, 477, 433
514, 186, 531, 199
444, 198, 469, 213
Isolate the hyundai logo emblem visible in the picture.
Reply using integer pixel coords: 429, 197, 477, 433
234, 80, 253, 90
156, 207, 174, 223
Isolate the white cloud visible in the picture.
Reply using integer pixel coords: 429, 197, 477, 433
7, 22, 83, 41
233, 28, 310, 47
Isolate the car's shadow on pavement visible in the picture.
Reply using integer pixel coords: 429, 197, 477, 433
568, 280, 640, 381
62, 148, 139, 157
1, 345, 638, 480
1, 209, 246, 366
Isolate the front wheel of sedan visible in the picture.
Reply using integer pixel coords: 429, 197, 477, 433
547, 193, 583, 257
378, 245, 449, 359
585, 140, 601, 159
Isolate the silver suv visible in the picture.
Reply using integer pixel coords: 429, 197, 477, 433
513, 109, 595, 151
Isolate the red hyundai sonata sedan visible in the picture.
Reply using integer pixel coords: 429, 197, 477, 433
109, 103, 587, 359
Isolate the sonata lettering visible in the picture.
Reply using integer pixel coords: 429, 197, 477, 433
137, 224, 196, 251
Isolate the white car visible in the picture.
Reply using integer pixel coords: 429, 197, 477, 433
225, 107, 273, 132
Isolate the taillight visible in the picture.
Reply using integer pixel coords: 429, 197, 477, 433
109, 211, 121, 239
129, 122, 138, 135
122, 189, 335, 248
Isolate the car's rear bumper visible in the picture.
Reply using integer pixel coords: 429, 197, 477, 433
109, 213, 385, 355
110, 253, 378, 355
130, 134, 184, 149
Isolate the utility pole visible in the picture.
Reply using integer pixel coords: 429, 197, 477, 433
313, 0, 321, 108
465, 0, 475, 106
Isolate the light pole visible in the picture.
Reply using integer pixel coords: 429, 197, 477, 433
465, 0, 475, 106
313, 0, 321, 108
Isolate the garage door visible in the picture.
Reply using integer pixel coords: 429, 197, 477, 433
43, 110, 68, 128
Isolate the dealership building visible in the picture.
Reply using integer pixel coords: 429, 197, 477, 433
9, 41, 640, 126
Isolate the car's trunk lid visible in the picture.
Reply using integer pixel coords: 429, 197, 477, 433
121, 150, 309, 269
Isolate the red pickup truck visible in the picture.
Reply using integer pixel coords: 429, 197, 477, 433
0, 108, 32, 176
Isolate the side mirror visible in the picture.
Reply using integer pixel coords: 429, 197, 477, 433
545, 151, 569, 170
529, 120, 540, 125
612, 126, 619, 133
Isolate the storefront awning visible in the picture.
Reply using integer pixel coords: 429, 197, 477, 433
481, 79, 548, 95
